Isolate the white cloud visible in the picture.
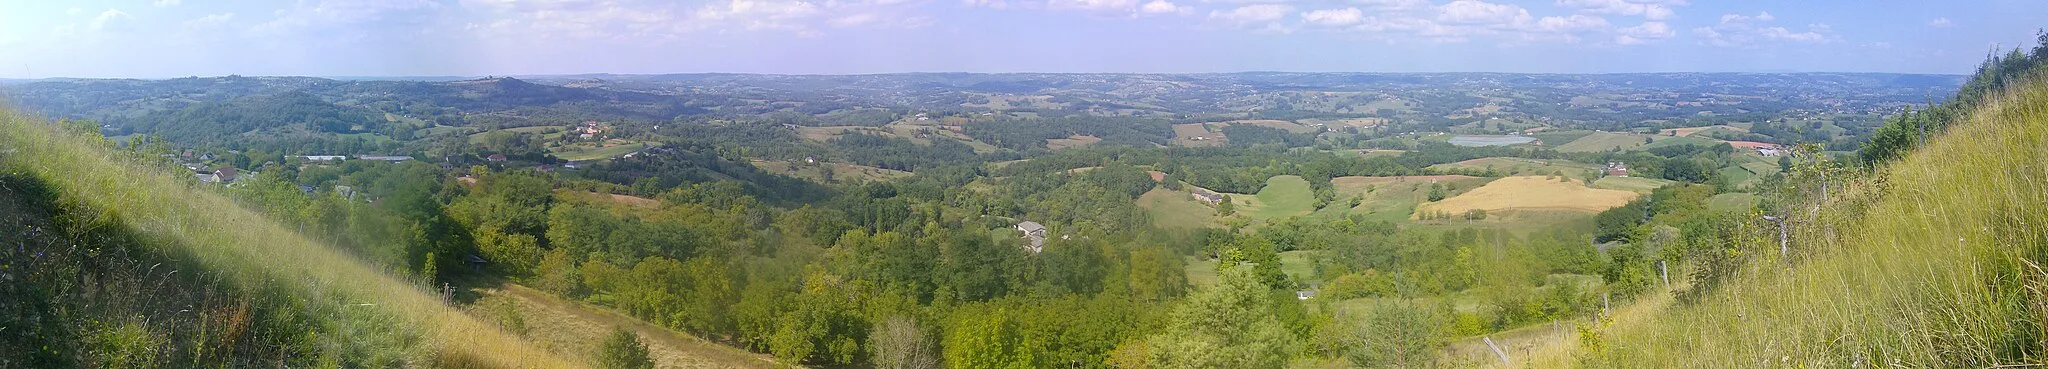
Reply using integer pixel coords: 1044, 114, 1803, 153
1695, 12, 1833, 48
1614, 20, 1670, 44
1555, 0, 1684, 21
1210, 4, 1292, 29
154, 0, 182, 7
1928, 17, 1951, 28
1302, 7, 1364, 27
184, 13, 236, 30
1357, 0, 1430, 11
1719, 11, 1771, 23
257, 0, 446, 37
1436, 0, 1529, 25
1140, 0, 1186, 14
67, 8, 82, 16
1534, 14, 1608, 32
89, 9, 132, 31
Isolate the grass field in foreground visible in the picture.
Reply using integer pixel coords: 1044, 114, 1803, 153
1548, 75, 2048, 367
0, 111, 582, 368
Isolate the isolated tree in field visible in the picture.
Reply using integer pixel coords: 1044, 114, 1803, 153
1145, 266, 1297, 368
869, 316, 941, 369
597, 327, 654, 369
1347, 300, 1447, 368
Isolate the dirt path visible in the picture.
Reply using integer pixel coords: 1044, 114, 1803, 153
468, 282, 788, 369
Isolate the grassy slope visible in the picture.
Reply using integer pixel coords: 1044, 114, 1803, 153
1563, 79, 2048, 367
1233, 175, 1316, 220
1138, 188, 1222, 229
0, 111, 581, 368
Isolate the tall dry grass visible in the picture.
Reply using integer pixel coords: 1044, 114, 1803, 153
1560, 72, 2048, 367
0, 110, 582, 368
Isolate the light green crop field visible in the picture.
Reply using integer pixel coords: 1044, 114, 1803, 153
1705, 192, 1758, 213
1555, 131, 1654, 152
1232, 175, 1317, 221
1591, 176, 1674, 194
1427, 157, 1600, 178
551, 141, 650, 161
1138, 188, 1222, 229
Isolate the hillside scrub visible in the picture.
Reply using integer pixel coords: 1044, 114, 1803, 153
0, 109, 579, 368
1582, 69, 2048, 367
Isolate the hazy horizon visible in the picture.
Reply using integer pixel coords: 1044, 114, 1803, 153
2, 0, 2042, 79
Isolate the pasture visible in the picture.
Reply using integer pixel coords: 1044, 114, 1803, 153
1657, 125, 1750, 137
1171, 123, 1226, 147
1591, 176, 1674, 194
1707, 192, 1759, 213
1138, 188, 1222, 229
551, 141, 651, 161
1427, 157, 1600, 178
1045, 134, 1103, 150
1447, 135, 1538, 147
1554, 131, 1654, 152
1415, 176, 1639, 218
1231, 175, 1317, 221
751, 159, 910, 184
1223, 119, 1320, 133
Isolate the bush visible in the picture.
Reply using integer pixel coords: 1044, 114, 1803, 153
596, 327, 654, 369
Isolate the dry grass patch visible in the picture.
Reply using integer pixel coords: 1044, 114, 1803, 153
1415, 176, 1638, 218
1045, 134, 1103, 150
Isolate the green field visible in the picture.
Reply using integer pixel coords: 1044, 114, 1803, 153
1185, 251, 1319, 290
1639, 135, 1725, 149
1138, 188, 1222, 229
551, 141, 649, 161
1706, 192, 1759, 213
1591, 176, 1674, 193
1426, 157, 1600, 178
1323, 175, 1495, 223
1555, 131, 1655, 152
1233, 175, 1317, 221
1530, 130, 1596, 147
467, 125, 562, 143
1277, 250, 1320, 282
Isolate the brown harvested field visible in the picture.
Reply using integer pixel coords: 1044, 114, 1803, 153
468, 283, 783, 369
1147, 170, 1167, 182
1046, 134, 1103, 150
1658, 125, 1750, 137
1414, 176, 1639, 218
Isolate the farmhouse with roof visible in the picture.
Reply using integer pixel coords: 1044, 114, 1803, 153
1605, 162, 1630, 177
1191, 190, 1224, 205
1015, 221, 1047, 253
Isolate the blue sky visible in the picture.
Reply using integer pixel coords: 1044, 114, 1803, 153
0, 0, 2042, 77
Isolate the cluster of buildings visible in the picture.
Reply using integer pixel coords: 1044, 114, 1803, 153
1604, 162, 1630, 177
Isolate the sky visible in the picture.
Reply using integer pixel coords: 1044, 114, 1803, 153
0, 0, 2043, 78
